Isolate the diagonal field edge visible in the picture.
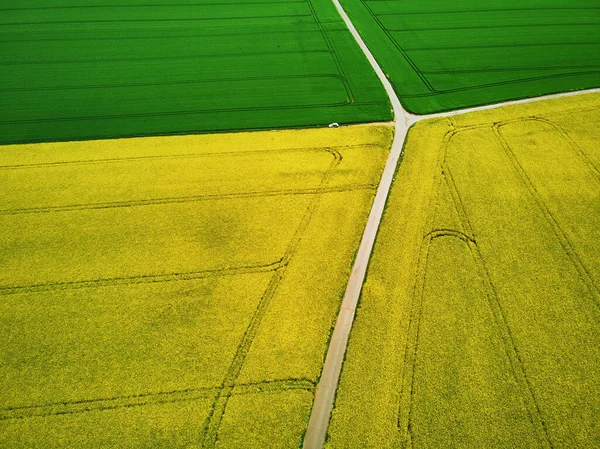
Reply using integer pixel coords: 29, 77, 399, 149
302, 0, 600, 446
419, 87, 600, 122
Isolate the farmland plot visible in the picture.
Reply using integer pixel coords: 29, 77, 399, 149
338, 0, 600, 113
328, 93, 600, 448
0, 0, 391, 144
0, 124, 392, 448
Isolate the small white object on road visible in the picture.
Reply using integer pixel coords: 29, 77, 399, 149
328, 122, 340, 128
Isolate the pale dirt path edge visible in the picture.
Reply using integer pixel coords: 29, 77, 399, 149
301, 1, 409, 448
302, 1, 600, 446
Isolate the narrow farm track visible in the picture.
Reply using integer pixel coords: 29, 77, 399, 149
302, 1, 408, 447
1, 4, 599, 448
0, 124, 394, 448
303, 0, 600, 446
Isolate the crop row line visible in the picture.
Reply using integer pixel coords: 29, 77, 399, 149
1, 148, 346, 445
375, 7, 599, 15
395, 125, 452, 446
305, 0, 600, 441
443, 162, 555, 449
363, 0, 600, 96
0, 158, 371, 296
363, 0, 600, 97
2, 99, 388, 146
422, 67, 600, 74
392, 123, 553, 448
400, 116, 600, 447
0, 379, 315, 421
306, 0, 354, 104
425, 228, 474, 243
1, 100, 389, 127
201, 150, 343, 448
0, 1, 308, 11
0, 262, 282, 297
0, 144, 379, 170
360, 0, 435, 92
0, 48, 331, 66
0, 184, 376, 216
385, 22, 600, 32
493, 124, 600, 306
364, 3, 598, 12
403, 41, 600, 52
400, 70, 600, 99
0, 15, 314, 27
0, 27, 330, 44
542, 104, 600, 120
0, 74, 346, 94
428, 125, 550, 446
524, 116, 600, 181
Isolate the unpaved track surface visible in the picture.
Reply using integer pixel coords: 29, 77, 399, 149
302, 0, 600, 446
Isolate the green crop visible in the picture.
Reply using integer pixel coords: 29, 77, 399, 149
0, 0, 391, 144
328, 93, 600, 448
338, 0, 600, 113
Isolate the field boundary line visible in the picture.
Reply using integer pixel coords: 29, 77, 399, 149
303, 0, 600, 445
419, 87, 600, 121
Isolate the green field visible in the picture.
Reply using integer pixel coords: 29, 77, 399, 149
3, 1, 600, 447
0, 0, 391, 145
0, 125, 392, 447
328, 93, 600, 448
339, 0, 600, 113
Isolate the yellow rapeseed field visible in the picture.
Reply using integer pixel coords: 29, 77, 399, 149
329, 93, 600, 448
0, 124, 393, 448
